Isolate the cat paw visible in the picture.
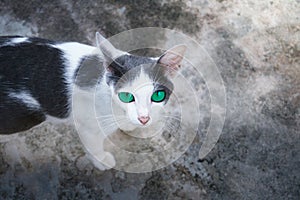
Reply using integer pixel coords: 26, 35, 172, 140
89, 151, 116, 170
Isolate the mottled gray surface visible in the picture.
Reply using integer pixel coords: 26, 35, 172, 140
0, 0, 299, 199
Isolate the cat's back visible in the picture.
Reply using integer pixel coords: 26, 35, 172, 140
0, 36, 96, 84
0, 36, 98, 134
0, 36, 64, 86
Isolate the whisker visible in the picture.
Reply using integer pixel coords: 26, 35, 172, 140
96, 114, 125, 119
97, 117, 126, 124
96, 115, 114, 118
99, 116, 128, 123
101, 119, 128, 131
163, 115, 181, 121
101, 122, 118, 130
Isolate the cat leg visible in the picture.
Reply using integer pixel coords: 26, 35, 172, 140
72, 87, 116, 170
76, 124, 116, 170
87, 146, 116, 170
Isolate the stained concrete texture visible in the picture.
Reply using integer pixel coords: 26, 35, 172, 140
0, 0, 299, 199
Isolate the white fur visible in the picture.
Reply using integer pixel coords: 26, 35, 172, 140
53, 43, 101, 112
72, 83, 116, 170
11, 37, 28, 44
52, 42, 116, 170
8, 90, 40, 109
53, 42, 100, 85
40, 39, 181, 170
1, 37, 28, 47
57, 40, 183, 169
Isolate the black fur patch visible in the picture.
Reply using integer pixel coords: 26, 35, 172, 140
0, 94, 45, 134
0, 36, 72, 134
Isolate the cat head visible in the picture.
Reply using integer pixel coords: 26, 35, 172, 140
96, 32, 186, 128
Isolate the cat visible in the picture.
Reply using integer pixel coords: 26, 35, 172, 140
0, 32, 186, 170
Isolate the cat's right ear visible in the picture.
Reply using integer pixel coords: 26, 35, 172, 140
158, 44, 187, 77
95, 32, 123, 68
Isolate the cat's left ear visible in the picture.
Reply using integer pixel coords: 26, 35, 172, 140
95, 32, 123, 66
158, 44, 187, 76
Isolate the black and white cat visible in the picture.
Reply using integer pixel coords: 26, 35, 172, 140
0, 32, 186, 170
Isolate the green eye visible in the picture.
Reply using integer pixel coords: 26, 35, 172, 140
151, 90, 166, 103
118, 92, 135, 103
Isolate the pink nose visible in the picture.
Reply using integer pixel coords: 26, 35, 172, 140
138, 116, 150, 125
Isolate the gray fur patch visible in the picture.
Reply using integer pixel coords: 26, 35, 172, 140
106, 54, 154, 88
106, 53, 174, 103
75, 55, 104, 89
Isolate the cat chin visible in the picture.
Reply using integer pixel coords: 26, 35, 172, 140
118, 119, 155, 132
120, 124, 164, 139
117, 118, 164, 138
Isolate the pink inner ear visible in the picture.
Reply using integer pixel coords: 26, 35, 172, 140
158, 45, 186, 73
159, 52, 185, 74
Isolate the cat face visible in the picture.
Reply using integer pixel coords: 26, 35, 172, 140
110, 62, 174, 127
96, 32, 186, 128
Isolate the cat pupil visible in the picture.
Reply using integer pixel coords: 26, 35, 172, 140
118, 92, 135, 103
151, 90, 166, 103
